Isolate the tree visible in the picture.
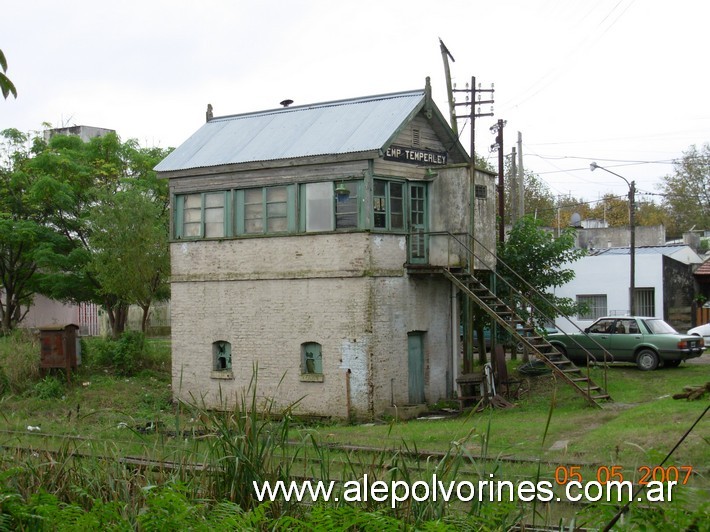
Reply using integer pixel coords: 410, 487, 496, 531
0, 50, 17, 100
88, 179, 170, 333
503, 168, 556, 226
34, 134, 172, 337
498, 216, 585, 360
0, 129, 70, 333
660, 143, 710, 238
1, 130, 171, 337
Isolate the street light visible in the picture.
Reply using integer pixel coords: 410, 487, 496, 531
590, 162, 636, 315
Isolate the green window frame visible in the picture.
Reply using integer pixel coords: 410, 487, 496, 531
299, 180, 364, 232
373, 179, 405, 231
174, 192, 229, 239
301, 342, 323, 374
335, 181, 362, 229
235, 185, 296, 235
213, 340, 232, 371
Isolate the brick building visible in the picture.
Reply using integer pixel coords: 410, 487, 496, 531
156, 80, 496, 418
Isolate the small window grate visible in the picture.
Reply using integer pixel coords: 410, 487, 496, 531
412, 128, 420, 146
474, 185, 487, 199
634, 288, 655, 316
577, 294, 608, 320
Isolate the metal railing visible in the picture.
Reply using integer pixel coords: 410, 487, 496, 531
407, 230, 613, 396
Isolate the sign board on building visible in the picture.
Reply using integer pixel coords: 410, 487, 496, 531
384, 145, 448, 166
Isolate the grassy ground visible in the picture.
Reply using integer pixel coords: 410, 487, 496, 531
0, 333, 708, 528
1, 336, 707, 466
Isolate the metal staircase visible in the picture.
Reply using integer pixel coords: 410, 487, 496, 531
442, 268, 611, 407
406, 230, 613, 408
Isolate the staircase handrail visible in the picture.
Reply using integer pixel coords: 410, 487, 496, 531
416, 230, 614, 381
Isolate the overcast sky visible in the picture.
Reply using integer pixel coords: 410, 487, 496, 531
2, 0, 708, 207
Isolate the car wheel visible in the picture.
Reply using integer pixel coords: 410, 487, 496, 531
664, 359, 682, 368
636, 349, 659, 371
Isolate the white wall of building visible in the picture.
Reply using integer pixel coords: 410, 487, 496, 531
553, 253, 664, 333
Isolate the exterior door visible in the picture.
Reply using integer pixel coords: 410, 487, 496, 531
408, 183, 428, 264
408, 332, 425, 404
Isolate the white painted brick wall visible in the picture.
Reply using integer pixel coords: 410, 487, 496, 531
171, 234, 456, 418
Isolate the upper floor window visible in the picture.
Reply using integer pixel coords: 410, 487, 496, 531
374, 179, 404, 231
335, 182, 360, 229
300, 181, 363, 232
175, 192, 227, 239
237, 185, 295, 235
173, 180, 365, 239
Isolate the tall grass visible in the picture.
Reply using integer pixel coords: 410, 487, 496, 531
0, 352, 707, 529
0, 330, 40, 394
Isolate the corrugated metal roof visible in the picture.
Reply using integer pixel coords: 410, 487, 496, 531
155, 90, 426, 172
589, 245, 689, 256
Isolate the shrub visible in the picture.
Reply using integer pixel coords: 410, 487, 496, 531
81, 331, 146, 376
33, 375, 65, 400
114, 331, 145, 376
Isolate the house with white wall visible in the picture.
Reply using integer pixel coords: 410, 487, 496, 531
155, 81, 497, 419
553, 245, 703, 334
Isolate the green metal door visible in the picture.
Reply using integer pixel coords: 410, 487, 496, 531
408, 332, 425, 404
408, 183, 428, 264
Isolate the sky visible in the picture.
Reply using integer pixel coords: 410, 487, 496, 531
2, 0, 708, 207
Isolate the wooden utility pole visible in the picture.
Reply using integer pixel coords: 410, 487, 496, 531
491, 119, 506, 243
439, 38, 457, 135
511, 147, 517, 224
517, 132, 524, 219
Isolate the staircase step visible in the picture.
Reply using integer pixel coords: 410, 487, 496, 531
442, 266, 612, 406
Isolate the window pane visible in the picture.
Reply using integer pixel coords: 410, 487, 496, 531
389, 183, 404, 229
205, 193, 224, 208
266, 186, 287, 202
183, 194, 202, 238
268, 217, 288, 232
267, 202, 287, 218
184, 208, 202, 223
244, 189, 263, 234
184, 222, 201, 237
336, 182, 358, 229
205, 207, 223, 223
390, 182, 403, 198
374, 180, 387, 229
304, 182, 334, 232
245, 218, 263, 233
184, 194, 201, 209
204, 193, 225, 237
244, 188, 262, 203
303, 342, 322, 374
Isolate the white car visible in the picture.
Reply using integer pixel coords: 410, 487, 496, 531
687, 323, 710, 345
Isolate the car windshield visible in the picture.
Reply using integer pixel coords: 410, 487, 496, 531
643, 319, 678, 334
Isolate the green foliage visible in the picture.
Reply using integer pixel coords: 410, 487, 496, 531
498, 215, 585, 327
114, 331, 145, 376
88, 184, 170, 333
81, 331, 147, 376
32, 374, 65, 400
0, 128, 171, 336
0, 49, 17, 99
660, 143, 710, 237
0, 330, 40, 393
504, 167, 556, 226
